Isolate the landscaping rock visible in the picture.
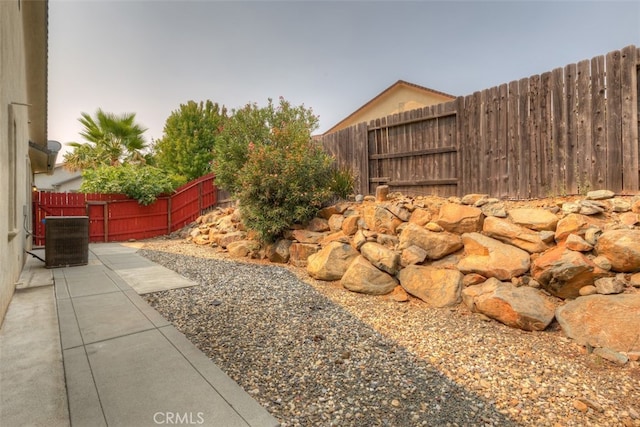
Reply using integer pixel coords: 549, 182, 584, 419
565, 234, 593, 252
457, 233, 530, 281
586, 189, 615, 200
341, 256, 398, 295
341, 215, 360, 235
594, 276, 626, 295
364, 204, 403, 234
531, 245, 607, 299
554, 214, 594, 242
291, 229, 326, 244
595, 229, 640, 272
307, 241, 358, 281
289, 242, 319, 267
482, 216, 550, 253
227, 240, 261, 258
461, 278, 556, 331
266, 239, 292, 263
397, 222, 463, 260
400, 245, 428, 267
398, 266, 463, 307
360, 242, 400, 275
435, 203, 484, 234
508, 208, 558, 231
555, 294, 640, 353
408, 208, 431, 226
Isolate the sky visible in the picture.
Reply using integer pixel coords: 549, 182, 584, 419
48, 0, 640, 157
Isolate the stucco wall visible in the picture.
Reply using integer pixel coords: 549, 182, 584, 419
0, 1, 37, 325
331, 85, 454, 133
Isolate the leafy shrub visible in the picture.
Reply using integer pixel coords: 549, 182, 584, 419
213, 97, 335, 242
329, 165, 357, 200
81, 164, 176, 205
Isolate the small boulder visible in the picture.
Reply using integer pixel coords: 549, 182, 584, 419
398, 266, 463, 308
289, 243, 320, 267
341, 256, 397, 295
400, 245, 428, 267
457, 233, 530, 281
565, 234, 593, 252
360, 242, 400, 275
408, 208, 431, 226
531, 245, 607, 299
307, 217, 330, 232
398, 222, 463, 260
595, 229, 640, 272
461, 278, 556, 331
508, 208, 559, 231
586, 189, 615, 200
341, 215, 360, 235
227, 240, 261, 258
555, 294, 640, 353
435, 203, 484, 234
483, 216, 550, 253
307, 241, 359, 281
266, 239, 292, 263
555, 214, 595, 243
594, 276, 626, 295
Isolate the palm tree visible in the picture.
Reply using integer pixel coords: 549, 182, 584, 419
64, 109, 148, 171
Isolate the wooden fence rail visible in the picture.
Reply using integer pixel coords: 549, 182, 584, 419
320, 45, 640, 199
33, 173, 217, 245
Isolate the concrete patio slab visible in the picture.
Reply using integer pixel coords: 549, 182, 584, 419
1, 242, 279, 427
0, 272, 68, 426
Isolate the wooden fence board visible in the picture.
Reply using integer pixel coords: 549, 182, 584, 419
565, 63, 578, 194
621, 45, 639, 192
538, 72, 551, 198
592, 55, 607, 189
606, 49, 623, 192
576, 59, 593, 192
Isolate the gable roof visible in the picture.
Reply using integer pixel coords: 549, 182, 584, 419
323, 80, 456, 135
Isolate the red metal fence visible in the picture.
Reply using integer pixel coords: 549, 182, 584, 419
33, 173, 217, 246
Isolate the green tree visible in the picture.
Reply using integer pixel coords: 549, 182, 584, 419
212, 97, 335, 242
154, 100, 227, 183
63, 109, 148, 171
80, 164, 175, 205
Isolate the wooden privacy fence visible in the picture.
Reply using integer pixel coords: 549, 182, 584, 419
321, 45, 640, 199
33, 173, 217, 245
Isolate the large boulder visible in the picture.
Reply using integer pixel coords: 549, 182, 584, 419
435, 203, 484, 234
398, 266, 462, 307
507, 208, 559, 231
307, 241, 358, 281
482, 216, 550, 253
457, 233, 530, 281
360, 242, 400, 275
595, 229, 640, 272
462, 278, 556, 331
397, 222, 463, 260
555, 294, 640, 352
531, 245, 608, 299
341, 256, 398, 295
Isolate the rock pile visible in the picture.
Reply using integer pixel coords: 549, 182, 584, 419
186, 188, 640, 364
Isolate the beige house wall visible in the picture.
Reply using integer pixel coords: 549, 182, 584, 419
0, 1, 47, 326
328, 84, 454, 133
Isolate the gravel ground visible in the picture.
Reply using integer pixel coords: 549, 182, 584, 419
140, 240, 640, 427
